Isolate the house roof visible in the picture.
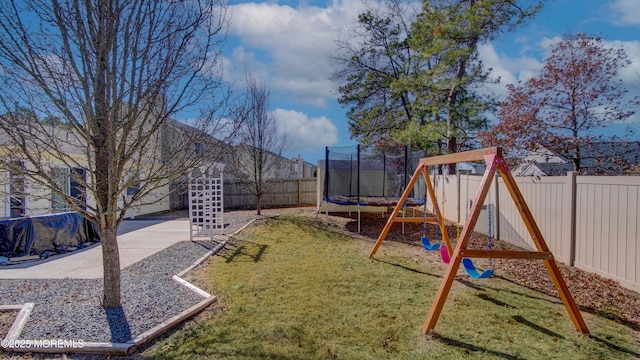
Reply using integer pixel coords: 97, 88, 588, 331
514, 142, 640, 176
233, 143, 296, 164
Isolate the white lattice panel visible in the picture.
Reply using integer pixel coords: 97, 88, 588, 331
188, 164, 224, 241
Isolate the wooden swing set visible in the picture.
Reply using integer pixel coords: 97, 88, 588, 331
368, 147, 589, 335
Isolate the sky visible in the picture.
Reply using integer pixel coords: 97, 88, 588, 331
219, 0, 640, 165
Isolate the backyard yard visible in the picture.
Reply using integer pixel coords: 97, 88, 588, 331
141, 210, 640, 359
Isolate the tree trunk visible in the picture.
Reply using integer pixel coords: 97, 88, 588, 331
447, 135, 457, 174
100, 225, 122, 308
256, 193, 262, 215
93, 0, 122, 309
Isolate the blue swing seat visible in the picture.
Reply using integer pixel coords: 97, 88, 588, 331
462, 258, 494, 279
421, 236, 441, 251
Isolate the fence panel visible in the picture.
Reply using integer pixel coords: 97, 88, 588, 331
224, 179, 317, 209
496, 176, 572, 263
428, 174, 496, 245
574, 176, 639, 292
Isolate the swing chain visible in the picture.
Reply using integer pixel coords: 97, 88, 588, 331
488, 189, 493, 269
434, 171, 440, 241
465, 173, 470, 222
422, 175, 427, 238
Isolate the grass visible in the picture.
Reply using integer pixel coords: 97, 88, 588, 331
145, 215, 640, 359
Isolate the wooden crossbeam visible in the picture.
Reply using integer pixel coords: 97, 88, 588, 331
420, 147, 501, 166
390, 217, 437, 223
459, 249, 553, 260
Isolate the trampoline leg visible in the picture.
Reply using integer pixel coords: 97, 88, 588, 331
325, 200, 329, 226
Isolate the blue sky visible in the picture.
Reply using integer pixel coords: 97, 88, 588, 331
220, 0, 640, 165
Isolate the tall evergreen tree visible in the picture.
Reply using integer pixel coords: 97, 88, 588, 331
406, 0, 541, 158
331, 0, 426, 148
332, 0, 541, 155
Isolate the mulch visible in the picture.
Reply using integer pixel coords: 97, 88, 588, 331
317, 211, 640, 332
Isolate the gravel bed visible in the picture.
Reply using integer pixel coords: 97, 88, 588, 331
0, 209, 266, 344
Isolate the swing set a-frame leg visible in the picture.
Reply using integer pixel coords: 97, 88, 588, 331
368, 162, 453, 258
422, 248, 463, 333
422, 153, 496, 334
497, 162, 589, 334
369, 163, 426, 258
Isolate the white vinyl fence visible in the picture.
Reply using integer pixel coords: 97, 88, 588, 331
424, 173, 640, 293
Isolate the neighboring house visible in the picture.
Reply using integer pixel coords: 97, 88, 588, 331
1, 117, 315, 217
293, 157, 317, 179
457, 162, 485, 175
513, 143, 640, 176
225, 145, 314, 181
0, 121, 171, 219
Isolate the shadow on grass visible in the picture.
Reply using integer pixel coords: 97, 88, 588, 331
589, 335, 640, 358
456, 278, 487, 291
495, 275, 640, 332
432, 334, 525, 360
219, 240, 268, 263
460, 277, 565, 306
370, 258, 441, 278
512, 315, 565, 340
476, 293, 515, 308
192, 238, 226, 252
105, 307, 132, 343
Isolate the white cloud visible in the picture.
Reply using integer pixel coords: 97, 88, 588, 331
609, 0, 640, 26
273, 108, 339, 154
480, 35, 640, 99
477, 43, 542, 99
612, 40, 640, 87
480, 36, 640, 127
227, 0, 367, 107
536, 36, 563, 56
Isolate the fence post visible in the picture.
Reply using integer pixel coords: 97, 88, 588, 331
494, 173, 500, 241
568, 171, 577, 266
456, 171, 461, 225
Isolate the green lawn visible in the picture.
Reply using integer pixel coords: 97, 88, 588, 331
145, 215, 640, 359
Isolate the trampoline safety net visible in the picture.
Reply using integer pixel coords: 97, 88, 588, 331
321, 145, 427, 207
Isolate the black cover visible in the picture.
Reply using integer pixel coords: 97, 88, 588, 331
0, 212, 99, 259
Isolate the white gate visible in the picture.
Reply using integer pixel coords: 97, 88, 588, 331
188, 163, 225, 241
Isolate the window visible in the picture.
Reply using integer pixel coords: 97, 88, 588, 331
195, 142, 204, 155
126, 181, 140, 197
50, 167, 70, 212
70, 168, 87, 210
9, 161, 25, 217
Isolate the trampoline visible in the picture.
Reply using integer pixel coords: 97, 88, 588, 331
320, 145, 426, 232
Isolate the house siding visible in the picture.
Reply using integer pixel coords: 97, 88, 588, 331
0, 150, 171, 219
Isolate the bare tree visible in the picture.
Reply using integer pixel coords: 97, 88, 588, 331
0, 0, 240, 308
231, 75, 290, 215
